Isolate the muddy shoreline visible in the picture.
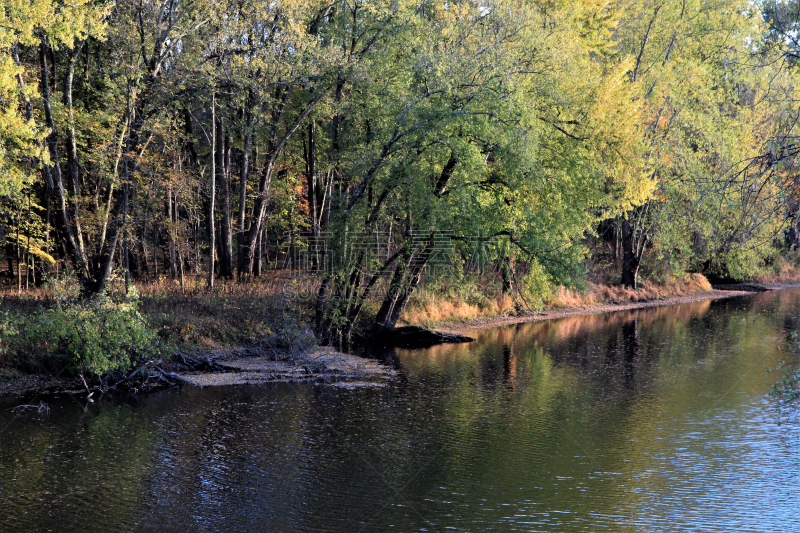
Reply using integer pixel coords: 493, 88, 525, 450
3, 282, 799, 397
0, 346, 398, 397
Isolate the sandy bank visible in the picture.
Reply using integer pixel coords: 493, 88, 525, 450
173, 346, 396, 388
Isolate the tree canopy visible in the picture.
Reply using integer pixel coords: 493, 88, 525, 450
1, 0, 798, 339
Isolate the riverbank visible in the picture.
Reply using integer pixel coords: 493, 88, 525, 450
437, 282, 800, 336
172, 346, 397, 389
5, 279, 798, 533
398, 273, 719, 328
0, 345, 398, 397
3, 278, 800, 397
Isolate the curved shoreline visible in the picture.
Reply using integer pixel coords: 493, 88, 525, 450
436, 282, 800, 336
4, 282, 800, 397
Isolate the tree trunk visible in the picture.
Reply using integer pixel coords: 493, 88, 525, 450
620, 220, 645, 289
123, 190, 130, 294
242, 88, 288, 279
43, 193, 51, 278
86, 10, 178, 296
237, 109, 254, 279
152, 218, 158, 275
305, 120, 319, 236
5, 245, 14, 276
786, 202, 800, 250
130, 239, 145, 279
208, 93, 216, 289
16, 206, 21, 295
167, 188, 177, 279
315, 275, 332, 337
64, 43, 88, 267
217, 117, 234, 278
373, 243, 433, 331
37, 42, 91, 289
255, 224, 264, 276
501, 256, 514, 294
242, 87, 331, 278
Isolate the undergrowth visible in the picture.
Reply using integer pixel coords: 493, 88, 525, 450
398, 273, 714, 328
0, 271, 319, 384
135, 274, 316, 348
1, 276, 168, 378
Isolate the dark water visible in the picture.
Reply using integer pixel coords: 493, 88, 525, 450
3, 290, 800, 532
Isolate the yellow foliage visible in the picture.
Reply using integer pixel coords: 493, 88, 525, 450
0, 0, 110, 202
6, 234, 56, 264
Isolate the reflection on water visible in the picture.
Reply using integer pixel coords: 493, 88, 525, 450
3, 291, 800, 532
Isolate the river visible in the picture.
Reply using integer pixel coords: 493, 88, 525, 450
2, 289, 800, 532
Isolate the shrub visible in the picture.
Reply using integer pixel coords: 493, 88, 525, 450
9, 296, 168, 377
0, 311, 20, 360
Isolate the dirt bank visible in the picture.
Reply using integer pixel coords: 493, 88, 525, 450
0, 346, 397, 397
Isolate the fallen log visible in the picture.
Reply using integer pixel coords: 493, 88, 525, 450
363, 326, 475, 349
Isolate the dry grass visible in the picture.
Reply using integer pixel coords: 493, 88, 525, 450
756, 256, 800, 283
399, 293, 516, 328
133, 274, 319, 348
1, 273, 320, 349
0, 270, 724, 343
139, 273, 714, 335
546, 274, 712, 309
397, 274, 714, 328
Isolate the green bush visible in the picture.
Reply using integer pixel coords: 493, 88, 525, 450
0, 311, 20, 360
9, 297, 168, 377
521, 258, 555, 310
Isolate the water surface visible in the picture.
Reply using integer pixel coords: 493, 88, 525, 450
2, 290, 800, 532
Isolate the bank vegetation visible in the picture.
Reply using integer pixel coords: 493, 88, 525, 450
3, 0, 800, 387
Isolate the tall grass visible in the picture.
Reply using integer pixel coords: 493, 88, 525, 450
755, 254, 800, 283
399, 273, 714, 328
1, 273, 321, 349
546, 273, 712, 308
399, 294, 517, 328
135, 274, 319, 347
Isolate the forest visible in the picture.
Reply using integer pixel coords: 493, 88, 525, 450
2, 0, 800, 379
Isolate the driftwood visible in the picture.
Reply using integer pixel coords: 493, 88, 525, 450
9, 400, 50, 415
100, 357, 218, 392
173, 347, 397, 387
158, 370, 199, 386
363, 325, 474, 349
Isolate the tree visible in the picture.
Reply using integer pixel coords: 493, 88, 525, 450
607, 0, 796, 286
0, 0, 110, 291
311, 0, 654, 340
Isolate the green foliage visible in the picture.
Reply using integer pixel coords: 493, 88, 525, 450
1, 0, 799, 339
6, 295, 167, 377
592, 0, 799, 284
0, 310, 20, 360
521, 259, 555, 310
0, 0, 110, 236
